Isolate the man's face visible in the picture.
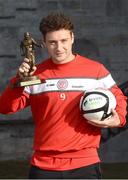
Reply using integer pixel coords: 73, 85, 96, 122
43, 29, 74, 64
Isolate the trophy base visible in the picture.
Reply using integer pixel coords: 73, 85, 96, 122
18, 76, 44, 87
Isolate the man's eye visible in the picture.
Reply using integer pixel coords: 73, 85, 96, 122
62, 39, 67, 43
51, 42, 55, 45
50, 41, 56, 45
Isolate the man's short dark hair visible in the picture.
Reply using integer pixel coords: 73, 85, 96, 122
39, 12, 74, 39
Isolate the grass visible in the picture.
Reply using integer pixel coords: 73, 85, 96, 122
101, 162, 128, 179
0, 160, 128, 179
0, 160, 29, 179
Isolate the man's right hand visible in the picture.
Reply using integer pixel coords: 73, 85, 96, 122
18, 58, 37, 78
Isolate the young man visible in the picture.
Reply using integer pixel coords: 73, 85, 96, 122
0, 12, 127, 179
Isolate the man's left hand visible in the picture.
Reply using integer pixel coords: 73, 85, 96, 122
87, 109, 121, 128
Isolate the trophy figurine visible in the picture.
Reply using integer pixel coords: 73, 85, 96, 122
18, 32, 44, 87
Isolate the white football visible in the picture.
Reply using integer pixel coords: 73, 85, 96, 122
80, 88, 117, 121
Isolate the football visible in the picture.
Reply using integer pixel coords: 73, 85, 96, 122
80, 88, 117, 121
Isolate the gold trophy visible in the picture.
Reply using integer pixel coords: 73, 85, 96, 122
18, 32, 44, 87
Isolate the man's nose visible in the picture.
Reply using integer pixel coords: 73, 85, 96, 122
56, 42, 63, 50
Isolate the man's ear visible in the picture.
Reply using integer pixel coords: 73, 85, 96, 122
71, 32, 74, 44
42, 40, 46, 48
